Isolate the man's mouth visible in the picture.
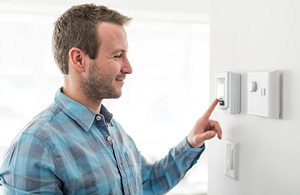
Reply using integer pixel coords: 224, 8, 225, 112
116, 75, 126, 82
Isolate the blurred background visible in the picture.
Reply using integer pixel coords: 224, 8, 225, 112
0, 0, 210, 194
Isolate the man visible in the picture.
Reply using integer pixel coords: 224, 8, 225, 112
0, 4, 222, 194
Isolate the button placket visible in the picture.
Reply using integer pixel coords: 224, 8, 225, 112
106, 136, 112, 142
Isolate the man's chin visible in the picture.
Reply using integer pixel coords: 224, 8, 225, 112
103, 91, 122, 99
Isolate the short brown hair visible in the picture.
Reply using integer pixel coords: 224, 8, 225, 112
52, 4, 132, 74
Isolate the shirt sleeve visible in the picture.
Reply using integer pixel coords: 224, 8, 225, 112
141, 137, 205, 195
0, 133, 63, 194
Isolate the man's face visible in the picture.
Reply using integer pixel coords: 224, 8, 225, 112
81, 22, 132, 102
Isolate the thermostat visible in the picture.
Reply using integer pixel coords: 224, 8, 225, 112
215, 72, 241, 114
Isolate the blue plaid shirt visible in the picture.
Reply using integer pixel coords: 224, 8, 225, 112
0, 89, 204, 194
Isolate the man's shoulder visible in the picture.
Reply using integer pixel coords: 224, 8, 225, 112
20, 103, 66, 140
4, 103, 64, 156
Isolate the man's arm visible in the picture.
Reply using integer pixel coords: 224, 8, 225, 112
0, 133, 63, 194
141, 138, 205, 195
141, 99, 222, 194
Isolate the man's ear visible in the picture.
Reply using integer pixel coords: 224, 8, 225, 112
69, 47, 87, 73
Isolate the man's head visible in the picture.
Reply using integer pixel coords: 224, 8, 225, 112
52, 4, 133, 104
52, 4, 132, 74
79, 22, 132, 101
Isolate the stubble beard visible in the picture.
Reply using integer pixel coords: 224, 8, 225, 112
80, 62, 122, 103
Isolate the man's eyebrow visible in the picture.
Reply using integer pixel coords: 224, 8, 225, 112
111, 49, 128, 54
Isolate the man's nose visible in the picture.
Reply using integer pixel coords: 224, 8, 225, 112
121, 55, 132, 74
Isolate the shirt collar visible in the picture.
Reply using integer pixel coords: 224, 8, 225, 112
100, 104, 113, 123
54, 88, 113, 132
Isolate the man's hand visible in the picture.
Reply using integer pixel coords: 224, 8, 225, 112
187, 98, 222, 148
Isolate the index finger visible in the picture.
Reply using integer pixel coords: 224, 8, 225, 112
202, 98, 219, 119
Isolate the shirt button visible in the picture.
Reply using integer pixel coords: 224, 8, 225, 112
106, 136, 112, 142
119, 164, 123, 171
96, 116, 101, 121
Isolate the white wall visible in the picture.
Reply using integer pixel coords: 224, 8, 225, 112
208, 0, 300, 194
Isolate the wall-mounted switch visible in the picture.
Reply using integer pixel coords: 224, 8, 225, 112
215, 72, 241, 114
225, 140, 238, 180
247, 70, 280, 119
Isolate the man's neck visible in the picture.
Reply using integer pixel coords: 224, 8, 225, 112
62, 86, 102, 114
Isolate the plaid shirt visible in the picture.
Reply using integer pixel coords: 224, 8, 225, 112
0, 89, 204, 195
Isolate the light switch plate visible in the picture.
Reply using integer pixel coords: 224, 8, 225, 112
225, 141, 238, 180
247, 70, 280, 119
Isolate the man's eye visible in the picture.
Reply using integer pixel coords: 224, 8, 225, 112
114, 54, 123, 58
